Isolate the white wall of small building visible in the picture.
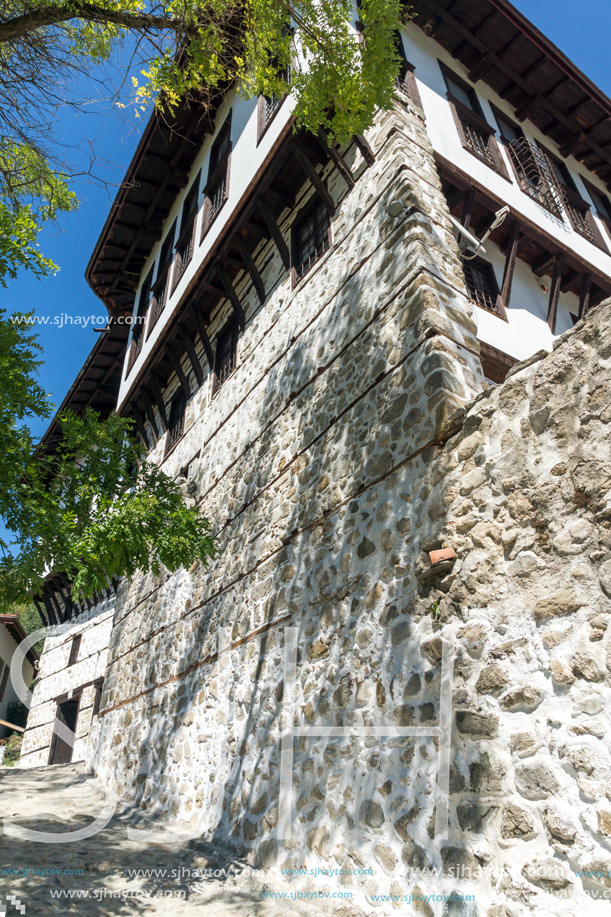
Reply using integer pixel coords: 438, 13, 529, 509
0, 623, 34, 739
19, 599, 115, 767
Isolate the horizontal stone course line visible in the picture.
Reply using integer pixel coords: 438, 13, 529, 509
191, 259, 466, 540
97, 613, 293, 717
102, 416, 445, 679
200, 251, 479, 524
161, 123, 464, 490
108, 255, 474, 639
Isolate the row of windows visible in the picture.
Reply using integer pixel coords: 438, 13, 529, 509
462, 253, 580, 329
162, 312, 239, 458
438, 60, 611, 249
128, 79, 293, 375
158, 196, 333, 457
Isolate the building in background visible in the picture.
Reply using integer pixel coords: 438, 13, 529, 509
0, 615, 38, 740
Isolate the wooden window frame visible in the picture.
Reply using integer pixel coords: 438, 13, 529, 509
540, 148, 607, 250
172, 172, 201, 293
92, 678, 104, 718
164, 391, 187, 457
212, 316, 240, 396
201, 115, 232, 242
0, 657, 9, 705
439, 64, 509, 180
582, 177, 611, 237
147, 220, 177, 337
462, 255, 507, 321
492, 106, 571, 220
68, 634, 82, 667
478, 341, 518, 385
48, 691, 82, 766
291, 196, 332, 287
394, 32, 423, 109
126, 267, 154, 376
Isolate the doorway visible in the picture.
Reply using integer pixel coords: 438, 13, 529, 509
48, 696, 80, 765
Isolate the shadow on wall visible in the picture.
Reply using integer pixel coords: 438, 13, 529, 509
92, 105, 498, 887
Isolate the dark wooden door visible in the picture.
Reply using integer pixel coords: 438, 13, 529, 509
48, 698, 79, 764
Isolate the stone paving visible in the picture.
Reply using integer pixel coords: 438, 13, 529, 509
0, 763, 369, 916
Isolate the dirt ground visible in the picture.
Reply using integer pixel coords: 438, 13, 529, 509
0, 762, 371, 917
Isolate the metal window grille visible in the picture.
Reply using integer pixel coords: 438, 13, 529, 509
560, 193, 598, 244
461, 119, 496, 166
463, 259, 501, 315
507, 138, 563, 217
214, 319, 239, 390
175, 219, 195, 282
132, 329, 143, 361
167, 393, 186, 450
208, 173, 228, 222
263, 66, 291, 127
294, 199, 331, 280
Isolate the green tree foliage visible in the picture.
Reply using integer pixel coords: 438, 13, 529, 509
0, 407, 216, 609
1, 0, 407, 149
0, 0, 406, 607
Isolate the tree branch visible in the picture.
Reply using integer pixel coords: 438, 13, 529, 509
0, 4, 185, 43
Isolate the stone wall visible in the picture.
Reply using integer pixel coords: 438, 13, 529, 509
20, 598, 115, 766
87, 97, 486, 862
22, 91, 611, 916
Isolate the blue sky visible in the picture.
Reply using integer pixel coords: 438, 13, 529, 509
5, 0, 611, 442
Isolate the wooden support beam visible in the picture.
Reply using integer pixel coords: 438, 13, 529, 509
292, 139, 335, 213
177, 325, 204, 386
500, 221, 521, 311
547, 252, 565, 333
353, 134, 375, 166
149, 372, 168, 431
0, 718, 25, 734
216, 263, 245, 329
189, 303, 214, 370
461, 189, 475, 232
578, 272, 592, 320
130, 404, 150, 450
41, 591, 58, 626
560, 269, 579, 294
140, 389, 159, 443
561, 131, 586, 159
164, 345, 191, 397
257, 196, 290, 270
469, 51, 496, 84
34, 598, 48, 629
317, 129, 356, 187
532, 253, 556, 277
235, 236, 266, 304
266, 188, 294, 210
45, 588, 63, 626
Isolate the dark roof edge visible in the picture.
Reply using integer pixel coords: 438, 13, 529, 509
0, 614, 40, 665
84, 113, 161, 312
490, 0, 611, 118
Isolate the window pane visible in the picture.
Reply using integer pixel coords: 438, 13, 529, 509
497, 117, 521, 144
463, 259, 501, 315
214, 319, 239, 389
446, 77, 474, 110
294, 199, 331, 280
